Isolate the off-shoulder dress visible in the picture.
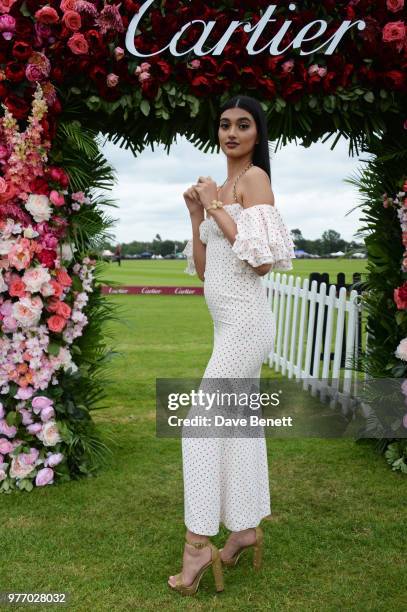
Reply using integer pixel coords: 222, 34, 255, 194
181, 202, 295, 535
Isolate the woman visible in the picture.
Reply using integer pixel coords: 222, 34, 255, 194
168, 95, 295, 596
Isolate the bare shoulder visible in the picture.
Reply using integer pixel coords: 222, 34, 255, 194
239, 165, 275, 208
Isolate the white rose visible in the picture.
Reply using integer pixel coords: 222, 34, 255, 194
23, 226, 39, 239
0, 238, 14, 255
60, 242, 77, 263
40, 283, 55, 297
9, 455, 35, 480
22, 266, 51, 293
12, 296, 43, 328
25, 194, 52, 223
38, 420, 61, 447
0, 273, 7, 293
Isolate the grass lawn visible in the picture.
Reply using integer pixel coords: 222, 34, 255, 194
1, 258, 406, 611
101, 256, 368, 287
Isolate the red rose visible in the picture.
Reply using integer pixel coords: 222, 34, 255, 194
259, 77, 276, 97
387, 0, 404, 13
382, 70, 405, 89
283, 82, 304, 101
12, 41, 32, 61
5, 62, 26, 82
35, 6, 60, 25
37, 249, 57, 269
394, 282, 407, 309
190, 75, 212, 96
4, 94, 30, 120
90, 65, 107, 83
29, 177, 49, 195
382, 20, 405, 42
46, 166, 69, 187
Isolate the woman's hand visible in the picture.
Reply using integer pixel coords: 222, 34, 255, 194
194, 176, 218, 211
183, 185, 204, 216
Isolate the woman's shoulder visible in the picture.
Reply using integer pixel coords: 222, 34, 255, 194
239, 165, 274, 207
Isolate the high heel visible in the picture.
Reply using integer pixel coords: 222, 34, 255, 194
219, 526, 264, 571
168, 537, 225, 596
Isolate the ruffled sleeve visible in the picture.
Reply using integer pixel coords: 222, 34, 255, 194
182, 238, 196, 275
181, 219, 209, 275
231, 205, 296, 271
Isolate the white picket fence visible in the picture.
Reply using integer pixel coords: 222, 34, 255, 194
261, 272, 367, 393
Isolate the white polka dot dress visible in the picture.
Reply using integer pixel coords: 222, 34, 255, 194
181, 203, 296, 535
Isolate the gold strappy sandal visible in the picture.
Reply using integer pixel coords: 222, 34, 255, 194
168, 537, 225, 596
219, 526, 264, 570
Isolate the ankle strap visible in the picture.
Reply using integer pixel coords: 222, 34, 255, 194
185, 538, 211, 549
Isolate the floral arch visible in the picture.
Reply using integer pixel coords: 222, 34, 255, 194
0, 0, 406, 491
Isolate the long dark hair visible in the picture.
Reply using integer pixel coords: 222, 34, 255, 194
216, 95, 271, 180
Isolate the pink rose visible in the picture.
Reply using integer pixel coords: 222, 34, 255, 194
282, 60, 294, 73
138, 72, 150, 82
60, 0, 76, 11
63, 10, 81, 31
26, 64, 46, 82
35, 6, 60, 24
9, 278, 27, 298
32, 395, 53, 413
35, 467, 54, 486
114, 46, 124, 60
56, 269, 72, 287
0, 438, 13, 454
107, 73, 119, 87
382, 20, 406, 42
47, 314, 67, 332
26, 423, 42, 435
20, 447, 39, 465
0, 0, 17, 14
0, 13, 15, 40
49, 190, 65, 207
0, 177, 7, 193
0, 419, 17, 438
19, 408, 34, 426
14, 386, 35, 400
56, 301, 71, 319
40, 405, 55, 422
67, 32, 89, 54
45, 452, 64, 467
386, 0, 404, 12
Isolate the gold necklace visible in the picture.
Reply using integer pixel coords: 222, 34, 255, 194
217, 161, 253, 202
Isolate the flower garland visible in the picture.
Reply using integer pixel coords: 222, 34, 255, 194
381, 180, 407, 363
0, 84, 96, 492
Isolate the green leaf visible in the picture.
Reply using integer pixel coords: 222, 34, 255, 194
48, 341, 62, 357
6, 411, 17, 426
395, 311, 406, 325
140, 100, 150, 116
364, 92, 374, 103
86, 96, 101, 111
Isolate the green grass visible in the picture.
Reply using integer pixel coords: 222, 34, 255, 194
101, 257, 368, 287
2, 258, 406, 612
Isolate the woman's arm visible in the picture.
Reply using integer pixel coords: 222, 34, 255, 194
190, 210, 206, 282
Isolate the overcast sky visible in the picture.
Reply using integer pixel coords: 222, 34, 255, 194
99, 135, 371, 245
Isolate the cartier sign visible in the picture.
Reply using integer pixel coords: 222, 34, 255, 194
125, 1, 366, 58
